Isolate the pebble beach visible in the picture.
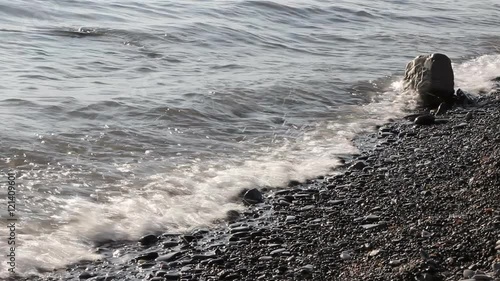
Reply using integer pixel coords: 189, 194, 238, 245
17, 85, 500, 281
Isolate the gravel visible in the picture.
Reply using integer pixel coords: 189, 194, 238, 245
18, 92, 500, 281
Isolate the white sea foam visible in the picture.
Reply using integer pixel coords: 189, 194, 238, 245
454, 54, 500, 94
2, 54, 499, 277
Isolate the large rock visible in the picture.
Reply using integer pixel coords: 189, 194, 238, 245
403, 53, 455, 108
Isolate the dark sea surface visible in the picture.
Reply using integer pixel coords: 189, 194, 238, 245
0, 0, 499, 276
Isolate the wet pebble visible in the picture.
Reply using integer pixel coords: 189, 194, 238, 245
453, 122, 468, 130
301, 264, 314, 273
389, 259, 403, 266
270, 248, 286, 256
465, 112, 473, 120
472, 274, 493, 281
421, 230, 432, 238
464, 269, 475, 278
135, 252, 159, 261
361, 223, 382, 230
349, 161, 367, 170
191, 254, 217, 261
364, 214, 380, 222
226, 210, 240, 222
243, 188, 264, 204
165, 272, 181, 280
162, 241, 179, 248
340, 251, 352, 260
414, 114, 435, 125
139, 234, 158, 246
156, 252, 182, 262
230, 226, 251, 233
78, 272, 94, 279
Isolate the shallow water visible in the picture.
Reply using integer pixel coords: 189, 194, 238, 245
0, 0, 499, 276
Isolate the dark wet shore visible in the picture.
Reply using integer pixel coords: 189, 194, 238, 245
21, 92, 500, 281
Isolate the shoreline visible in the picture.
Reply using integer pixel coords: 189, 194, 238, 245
20, 91, 500, 281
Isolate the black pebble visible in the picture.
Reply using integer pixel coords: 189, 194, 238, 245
139, 234, 158, 246
414, 114, 435, 125
243, 188, 264, 204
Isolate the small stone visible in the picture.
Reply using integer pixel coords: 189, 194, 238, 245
389, 259, 403, 266
278, 199, 291, 206
421, 230, 432, 238
465, 112, 473, 121
182, 235, 196, 242
419, 250, 430, 260
226, 210, 240, 222
243, 188, 264, 204
230, 232, 249, 239
329, 199, 345, 205
469, 264, 480, 270
416, 273, 439, 281
472, 274, 493, 281
310, 218, 322, 223
259, 256, 272, 261
221, 274, 241, 280
95, 275, 115, 281
139, 262, 155, 269
368, 249, 381, 256
340, 251, 352, 260
270, 248, 286, 256
162, 241, 179, 248
414, 114, 435, 125
165, 272, 181, 280
301, 264, 314, 272
139, 234, 158, 246
361, 223, 381, 230
349, 161, 367, 170
379, 126, 392, 133
463, 269, 475, 278
230, 226, 250, 233
135, 251, 159, 261
192, 254, 217, 261
453, 122, 467, 130
300, 205, 315, 211
156, 271, 167, 277
277, 265, 288, 273
435, 102, 448, 115
364, 214, 380, 222
434, 118, 449, 124
421, 190, 432, 196
156, 251, 182, 262
79, 272, 94, 280
209, 258, 225, 266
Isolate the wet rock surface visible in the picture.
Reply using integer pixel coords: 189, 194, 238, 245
403, 53, 455, 108
20, 94, 500, 281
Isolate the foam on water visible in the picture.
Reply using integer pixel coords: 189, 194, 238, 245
454, 54, 500, 94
